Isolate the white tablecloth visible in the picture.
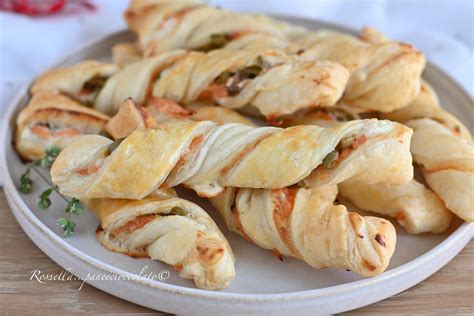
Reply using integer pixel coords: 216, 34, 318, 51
1, 0, 473, 184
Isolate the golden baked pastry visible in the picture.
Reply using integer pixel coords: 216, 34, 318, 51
95, 51, 187, 114
289, 30, 425, 113
210, 185, 396, 277
123, 1, 425, 113
380, 80, 473, 222
30, 60, 119, 105
88, 189, 235, 290
406, 119, 474, 222
124, 0, 303, 56
381, 81, 472, 142
95, 48, 349, 119
339, 180, 452, 234
15, 92, 109, 160
111, 42, 143, 67
50, 119, 413, 200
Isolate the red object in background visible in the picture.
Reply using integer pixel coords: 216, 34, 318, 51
0, 0, 95, 16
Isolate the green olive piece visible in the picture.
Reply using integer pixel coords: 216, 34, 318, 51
170, 206, 188, 216
321, 150, 339, 169
338, 135, 357, 150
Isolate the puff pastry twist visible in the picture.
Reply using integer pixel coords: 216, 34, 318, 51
406, 119, 474, 222
289, 30, 426, 113
338, 180, 452, 234
30, 60, 119, 106
51, 119, 413, 200
51, 99, 400, 276
210, 185, 396, 277
124, 0, 303, 56
278, 83, 458, 231
124, 1, 425, 113
96, 49, 350, 119
88, 190, 235, 290
31, 51, 350, 119
381, 82, 474, 222
15, 92, 109, 160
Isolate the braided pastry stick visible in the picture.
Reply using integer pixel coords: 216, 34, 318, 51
338, 180, 452, 234
112, 42, 142, 67
280, 92, 453, 233
15, 92, 109, 160
360, 27, 470, 141
104, 97, 255, 139
406, 119, 474, 222
210, 185, 396, 277
380, 81, 473, 222
87, 189, 235, 290
104, 99, 399, 276
282, 117, 452, 233
51, 119, 412, 200
139, 98, 452, 233
96, 99, 399, 275
289, 30, 425, 113
124, 0, 303, 56
381, 81, 472, 142
123, 1, 424, 113
30, 60, 119, 105
96, 49, 349, 119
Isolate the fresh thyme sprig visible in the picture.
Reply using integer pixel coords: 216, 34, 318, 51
19, 146, 84, 238
34, 146, 61, 167
19, 167, 33, 194
38, 188, 53, 209
66, 198, 84, 216
57, 218, 76, 238
58, 198, 84, 237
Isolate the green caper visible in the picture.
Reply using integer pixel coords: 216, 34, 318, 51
170, 206, 188, 216
321, 150, 339, 169
338, 135, 357, 150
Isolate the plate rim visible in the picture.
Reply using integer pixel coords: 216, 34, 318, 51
2, 20, 473, 310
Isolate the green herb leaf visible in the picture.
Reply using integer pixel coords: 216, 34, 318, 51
108, 137, 125, 155
19, 167, 33, 194
38, 188, 53, 209
58, 218, 76, 238
39, 146, 61, 167
66, 198, 84, 216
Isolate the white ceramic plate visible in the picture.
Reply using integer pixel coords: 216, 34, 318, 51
2, 18, 473, 315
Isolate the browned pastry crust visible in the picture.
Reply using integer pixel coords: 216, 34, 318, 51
15, 92, 109, 160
